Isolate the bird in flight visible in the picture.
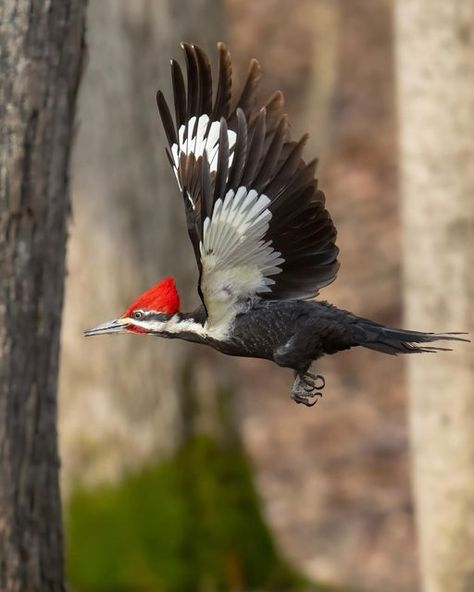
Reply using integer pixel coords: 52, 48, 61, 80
85, 43, 467, 407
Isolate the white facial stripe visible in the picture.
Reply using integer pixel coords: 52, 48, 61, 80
127, 315, 208, 337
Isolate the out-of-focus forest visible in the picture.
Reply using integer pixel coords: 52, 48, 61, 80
56, 0, 473, 591
1, 0, 472, 591
61, 0, 406, 589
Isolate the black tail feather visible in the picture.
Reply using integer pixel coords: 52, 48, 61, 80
356, 322, 469, 356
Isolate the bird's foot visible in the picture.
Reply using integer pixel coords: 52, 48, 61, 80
291, 372, 325, 407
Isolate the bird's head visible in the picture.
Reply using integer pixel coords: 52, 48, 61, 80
84, 276, 181, 337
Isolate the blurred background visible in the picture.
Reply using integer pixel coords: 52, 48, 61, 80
57, 1, 472, 591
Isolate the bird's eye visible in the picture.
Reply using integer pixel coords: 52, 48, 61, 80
132, 310, 143, 320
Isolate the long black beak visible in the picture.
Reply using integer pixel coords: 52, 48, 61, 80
83, 318, 128, 336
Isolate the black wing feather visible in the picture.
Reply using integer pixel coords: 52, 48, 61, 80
239, 109, 266, 188
235, 58, 262, 123
226, 108, 248, 189
156, 91, 177, 146
194, 45, 213, 114
182, 43, 199, 120
200, 150, 213, 231
211, 43, 232, 121
213, 119, 230, 202
170, 59, 186, 130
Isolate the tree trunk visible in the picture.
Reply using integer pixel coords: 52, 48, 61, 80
396, 2, 474, 591
0, 2, 87, 591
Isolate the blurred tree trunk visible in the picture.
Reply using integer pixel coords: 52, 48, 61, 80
396, 2, 474, 591
304, 0, 340, 159
0, 2, 86, 591
60, 0, 226, 490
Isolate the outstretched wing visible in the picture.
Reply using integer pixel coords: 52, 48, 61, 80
157, 42, 339, 331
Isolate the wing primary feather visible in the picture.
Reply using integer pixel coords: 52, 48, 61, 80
226, 108, 248, 190
165, 146, 175, 170
270, 185, 318, 234
240, 109, 266, 188
236, 58, 262, 122
182, 42, 199, 120
200, 154, 212, 228
263, 91, 286, 134
265, 134, 309, 197
194, 44, 213, 114
156, 91, 177, 146
170, 59, 186, 130
201, 150, 214, 224
270, 159, 318, 213
188, 153, 202, 206
254, 115, 287, 190
212, 42, 232, 121
180, 164, 203, 261
190, 44, 203, 115
213, 118, 230, 202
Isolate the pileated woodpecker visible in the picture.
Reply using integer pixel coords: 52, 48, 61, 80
85, 43, 467, 407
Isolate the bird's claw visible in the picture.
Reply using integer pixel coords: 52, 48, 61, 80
291, 391, 322, 407
304, 372, 325, 390
292, 393, 319, 407
291, 371, 325, 408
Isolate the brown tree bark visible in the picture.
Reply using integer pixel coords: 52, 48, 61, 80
396, 1, 474, 591
0, 2, 87, 590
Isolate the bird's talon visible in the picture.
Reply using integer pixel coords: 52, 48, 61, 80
291, 372, 326, 407
317, 375, 325, 388
292, 396, 317, 407
291, 391, 322, 406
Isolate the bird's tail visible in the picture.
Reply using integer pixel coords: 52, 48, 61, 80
352, 318, 469, 355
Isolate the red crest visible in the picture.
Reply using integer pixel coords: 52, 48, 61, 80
122, 276, 180, 317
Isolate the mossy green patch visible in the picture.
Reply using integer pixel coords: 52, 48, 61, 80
66, 434, 340, 592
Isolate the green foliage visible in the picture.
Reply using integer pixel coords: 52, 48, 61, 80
66, 434, 336, 592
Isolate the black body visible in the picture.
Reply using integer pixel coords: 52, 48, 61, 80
174, 299, 463, 375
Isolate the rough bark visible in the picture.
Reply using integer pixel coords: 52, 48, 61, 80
396, 2, 474, 591
0, 1, 87, 591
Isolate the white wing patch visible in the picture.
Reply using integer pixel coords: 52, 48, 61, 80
199, 187, 284, 338
171, 114, 237, 191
